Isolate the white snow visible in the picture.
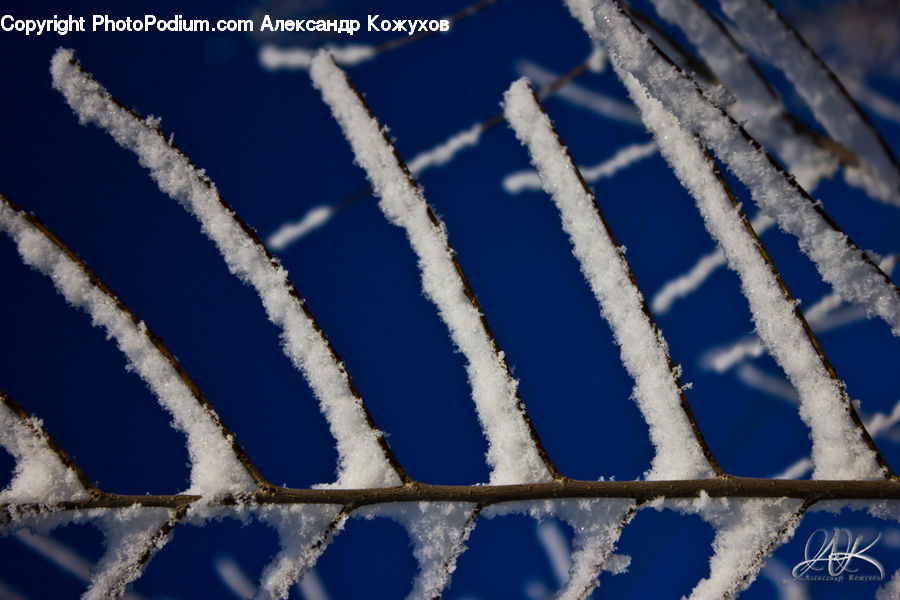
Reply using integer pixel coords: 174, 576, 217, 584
587, 47, 608, 73
698, 255, 897, 374
516, 61, 641, 125
51, 48, 399, 490
684, 498, 805, 600
13, 530, 92, 584
267, 205, 336, 250
806, 255, 896, 333
877, 568, 900, 600
649, 0, 838, 192
370, 502, 477, 600
651, 213, 774, 314
407, 123, 484, 176
536, 520, 571, 586
700, 335, 765, 374
562, 0, 610, 74
614, 63, 882, 479
773, 458, 813, 480
579, 141, 657, 182
83, 506, 174, 600
214, 556, 257, 600
14, 14, 895, 600
503, 77, 711, 480
503, 141, 656, 195
718, 0, 900, 205
735, 363, 799, 404
591, 1, 900, 338
254, 504, 344, 600
553, 500, 634, 599
310, 51, 551, 485
480, 499, 633, 598
0, 399, 86, 504
563, 0, 600, 36
866, 398, 900, 440
848, 79, 900, 125
266, 123, 483, 252
259, 44, 376, 71
0, 197, 253, 498
297, 568, 330, 600
654, 249, 727, 315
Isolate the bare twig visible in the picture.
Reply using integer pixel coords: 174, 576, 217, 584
4, 478, 900, 518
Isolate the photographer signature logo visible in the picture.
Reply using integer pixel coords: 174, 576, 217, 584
792, 528, 884, 582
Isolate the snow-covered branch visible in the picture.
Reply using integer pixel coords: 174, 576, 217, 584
591, 0, 900, 338
50, 49, 405, 491
309, 51, 559, 486
0, 195, 261, 498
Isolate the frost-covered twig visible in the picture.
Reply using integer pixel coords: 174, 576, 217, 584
253, 504, 349, 599
613, 62, 890, 478
268, 59, 592, 250
700, 255, 898, 373
309, 50, 581, 599
502, 79, 722, 598
84, 507, 182, 600
371, 502, 481, 600
515, 61, 641, 125
310, 51, 560, 486
0, 389, 184, 599
591, 1, 900, 338
502, 139, 656, 195
593, 7, 895, 593
683, 497, 809, 600
0, 196, 262, 498
267, 204, 337, 250
49, 50, 422, 596
623, 2, 721, 89
0, 195, 266, 596
647, 0, 840, 191
650, 213, 773, 315
0, 390, 95, 504
502, 79, 719, 481
550, 500, 635, 599
2, 478, 898, 512
50, 49, 406, 491
718, 0, 900, 204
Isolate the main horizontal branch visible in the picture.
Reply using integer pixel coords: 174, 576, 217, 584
4, 477, 900, 520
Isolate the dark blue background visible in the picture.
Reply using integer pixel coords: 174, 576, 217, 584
0, 0, 897, 598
